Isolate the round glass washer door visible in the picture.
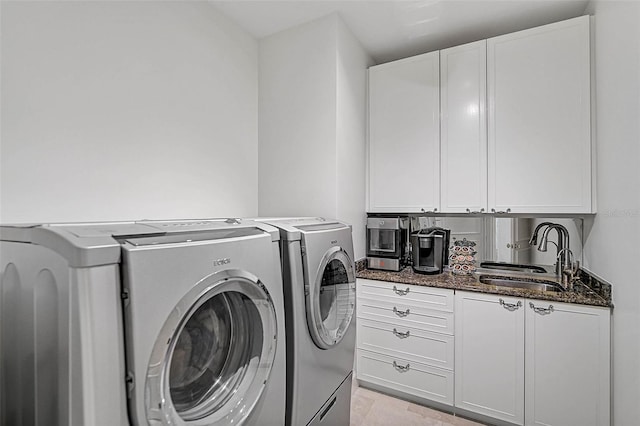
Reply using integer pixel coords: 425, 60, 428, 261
145, 270, 277, 425
306, 247, 356, 349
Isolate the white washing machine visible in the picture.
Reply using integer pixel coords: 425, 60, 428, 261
0, 219, 286, 426
259, 218, 356, 426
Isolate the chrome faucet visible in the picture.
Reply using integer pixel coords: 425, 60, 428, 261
528, 221, 554, 246
536, 223, 571, 277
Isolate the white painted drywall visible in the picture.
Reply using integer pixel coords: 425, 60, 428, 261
258, 14, 372, 258
0, 1, 259, 223
336, 19, 374, 260
583, 2, 640, 424
258, 15, 337, 219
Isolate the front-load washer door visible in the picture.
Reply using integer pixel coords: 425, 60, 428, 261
305, 246, 356, 350
145, 269, 277, 426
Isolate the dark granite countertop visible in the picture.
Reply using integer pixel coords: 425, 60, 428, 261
356, 266, 612, 308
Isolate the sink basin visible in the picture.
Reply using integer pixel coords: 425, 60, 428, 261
478, 275, 565, 292
479, 261, 548, 274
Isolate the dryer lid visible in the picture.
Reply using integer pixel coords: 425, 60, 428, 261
0, 219, 280, 268
120, 227, 263, 247
256, 217, 349, 241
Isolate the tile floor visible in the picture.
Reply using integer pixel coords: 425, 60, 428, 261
350, 381, 485, 426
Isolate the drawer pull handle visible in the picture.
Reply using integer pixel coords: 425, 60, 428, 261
392, 328, 410, 339
465, 208, 485, 214
530, 302, 554, 315
319, 396, 337, 421
393, 361, 411, 373
393, 307, 410, 317
393, 286, 410, 296
499, 298, 522, 311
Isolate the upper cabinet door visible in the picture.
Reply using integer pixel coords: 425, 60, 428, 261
440, 40, 488, 214
368, 52, 440, 213
487, 16, 593, 214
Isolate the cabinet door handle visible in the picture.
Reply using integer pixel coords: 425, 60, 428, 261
529, 302, 554, 315
499, 298, 522, 311
392, 286, 410, 296
392, 328, 410, 339
491, 208, 512, 214
393, 307, 410, 317
421, 208, 438, 213
392, 361, 411, 372
466, 208, 485, 214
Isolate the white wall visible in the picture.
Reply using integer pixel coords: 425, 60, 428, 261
258, 14, 372, 258
1, 1, 259, 223
258, 15, 337, 219
583, 2, 640, 424
336, 18, 374, 260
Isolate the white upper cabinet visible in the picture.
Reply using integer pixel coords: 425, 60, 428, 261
487, 16, 593, 214
440, 40, 488, 214
367, 16, 594, 215
368, 52, 440, 213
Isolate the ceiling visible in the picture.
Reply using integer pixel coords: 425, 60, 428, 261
211, 0, 590, 63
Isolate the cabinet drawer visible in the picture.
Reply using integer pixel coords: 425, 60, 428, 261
357, 349, 454, 406
357, 279, 454, 312
358, 297, 454, 335
358, 318, 454, 370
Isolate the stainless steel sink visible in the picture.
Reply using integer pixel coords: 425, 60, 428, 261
477, 275, 565, 292
479, 261, 549, 274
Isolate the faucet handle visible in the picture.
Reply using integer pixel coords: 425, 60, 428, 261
556, 248, 574, 263
557, 250, 579, 289
569, 260, 581, 280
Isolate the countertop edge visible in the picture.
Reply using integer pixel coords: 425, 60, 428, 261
356, 267, 613, 309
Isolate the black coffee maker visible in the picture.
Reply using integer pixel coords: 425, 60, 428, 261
411, 227, 450, 275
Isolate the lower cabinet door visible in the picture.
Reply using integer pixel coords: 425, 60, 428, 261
525, 300, 610, 426
455, 291, 525, 425
357, 349, 454, 406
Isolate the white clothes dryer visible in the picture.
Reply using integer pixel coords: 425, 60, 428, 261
0, 219, 286, 426
258, 218, 356, 426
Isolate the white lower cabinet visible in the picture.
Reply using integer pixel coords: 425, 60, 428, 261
356, 281, 611, 426
525, 300, 610, 426
455, 290, 611, 426
356, 279, 455, 405
454, 291, 525, 424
